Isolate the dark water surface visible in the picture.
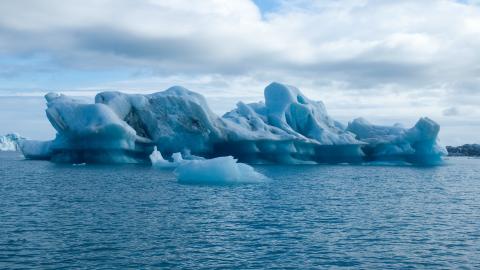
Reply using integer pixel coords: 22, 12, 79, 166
1, 151, 480, 269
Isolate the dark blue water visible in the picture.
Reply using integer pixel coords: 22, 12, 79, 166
1, 151, 480, 269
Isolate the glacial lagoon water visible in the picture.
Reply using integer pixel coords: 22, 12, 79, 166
1, 151, 480, 269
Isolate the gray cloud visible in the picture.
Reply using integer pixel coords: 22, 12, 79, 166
0, 0, 480, 144
1, 0, 479, 91
443, 107, 460, 116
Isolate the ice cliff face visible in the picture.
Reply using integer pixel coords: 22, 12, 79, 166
20, 82, 446, 165
0, 133, 25, 151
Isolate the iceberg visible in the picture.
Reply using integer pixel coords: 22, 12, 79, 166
20, 82, 445, 165
174, 156, 268, 184
0, 133, 25, 151
149, 146, 187, 168
150, 147, 267, 184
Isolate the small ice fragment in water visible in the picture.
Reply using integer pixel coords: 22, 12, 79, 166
174, 156, 269, 184
150, 146, 180, 168
171, 152, 184, 163
0, 133, 25, 151
72, 163, 86, 166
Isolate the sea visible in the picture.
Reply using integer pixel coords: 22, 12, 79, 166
1, 151, 480, 269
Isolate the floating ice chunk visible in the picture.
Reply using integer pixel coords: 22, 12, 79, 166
174, 156, 269, 185
181, 149, 206, 160
0, 133, 25, 151
171, 152, 184, 163
150, 146, 181, 168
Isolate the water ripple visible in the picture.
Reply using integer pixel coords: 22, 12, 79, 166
1, 152, 480, 269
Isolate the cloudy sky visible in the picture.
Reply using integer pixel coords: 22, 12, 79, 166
1, 0, 479, 145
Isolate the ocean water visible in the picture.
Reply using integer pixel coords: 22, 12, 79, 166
1, 151, 480, 269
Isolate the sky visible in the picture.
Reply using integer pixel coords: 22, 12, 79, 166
0, 0, 479, 145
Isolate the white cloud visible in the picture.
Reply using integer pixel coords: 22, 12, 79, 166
0, 0, 480, 144
1, 0, 479, 83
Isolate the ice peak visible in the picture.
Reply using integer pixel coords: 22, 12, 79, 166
45, 92, 63, 102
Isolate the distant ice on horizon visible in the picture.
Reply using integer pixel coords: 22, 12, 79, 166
0, 133, 25, 151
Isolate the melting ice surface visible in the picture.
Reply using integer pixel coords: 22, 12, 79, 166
20, 82, 446, 165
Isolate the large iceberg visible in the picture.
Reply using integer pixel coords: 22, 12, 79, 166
20, 82, 446, 165
0, 133, 25, 151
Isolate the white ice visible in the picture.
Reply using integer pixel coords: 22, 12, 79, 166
149, 146, 184, 168
174, 156, 269, 184
24, 92, 154, 163
0, 133, 25, 151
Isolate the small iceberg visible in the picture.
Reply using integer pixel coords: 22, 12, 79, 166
174, 156, 269, 185
0, 133, 25, 151
150, 146, 204, 168
150, 147, 268, 184
150, 146, 183, 168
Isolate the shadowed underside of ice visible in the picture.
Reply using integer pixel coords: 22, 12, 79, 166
20, 82, 446, 165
